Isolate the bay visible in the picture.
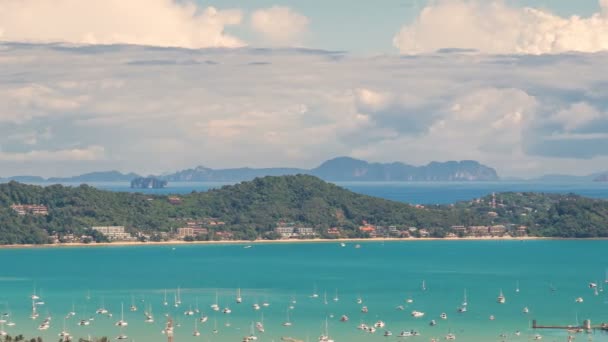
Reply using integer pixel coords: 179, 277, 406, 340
1, 241, 608, 341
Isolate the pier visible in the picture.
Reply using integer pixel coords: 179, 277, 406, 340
532, 319, 608, 331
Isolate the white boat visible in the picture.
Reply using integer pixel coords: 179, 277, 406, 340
340, 242, 346, 247
115, 303, 128, 327
440, 313, 447, 320
489, 315, 495, 321
445, 332, 456, 340
243, 322, 258, 341
163, 289, 168, 306
318, 318, 334, 342
333, 289, 339, 302
422, 280, 427, 291
282, 309, 293, 326
340, 315, 348, 322
211, 290, 220, 311
116, 334, 128, 340
523, 307, 529, 314
399, 330, 412, 337
515, 281, 520, 293
253, 303, 261, 311
223, 307, 232, 314
429, 320, 437, 326
236, 288, 243, 304
497, 289, 506, 304
405, 297, 414, 304
384, 330, 392, 336
575, 297, 584, 303
589, 282, 598, 288
193, 319, 201, 336
356, 296, 363, 304
30, 300, 39, 319
174, 287, 182, 307
533, 334, 542, 340
323, 291, 328, 305
367, 326, 376, 333
374, 320, 385, 328
411, 310, 425, 318
311, 284, 319, 299
361, 306, 368, 313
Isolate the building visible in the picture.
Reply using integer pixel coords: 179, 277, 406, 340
451, 225, 467, 234
516, 225, 528, 236
275, 226, 295, 239
168, 196, 182, 205
326, 227, 341, 236
468, 226, 489, 236
296, 227, 315, 236
489, 225, 507, 235
11, 204, 48, 215
177, 227, 209, 238
91, 226, 133, 241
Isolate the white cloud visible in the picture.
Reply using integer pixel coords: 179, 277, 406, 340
0, 0, 244, 48
394, 0, 608, 54
2, 43, 608, 177
250, 6, 309, 45
0, 146, 105, 162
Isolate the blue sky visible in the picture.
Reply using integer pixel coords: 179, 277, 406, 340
198, 0, 604, 53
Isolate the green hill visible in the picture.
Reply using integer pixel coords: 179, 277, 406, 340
0, 175, 607, 244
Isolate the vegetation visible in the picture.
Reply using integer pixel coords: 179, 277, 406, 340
0, 175, 607, 244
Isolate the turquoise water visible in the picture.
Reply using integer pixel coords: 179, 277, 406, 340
1, 241, 608, 341
23, 181, 608, 205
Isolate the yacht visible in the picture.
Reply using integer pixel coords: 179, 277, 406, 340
129, 296, 137, 312
311, 284, 319, 299
515, 281, 520, 293
253, 303, 261, 311
243, 322, 258, 341
340, 315, 348, 322
422, 280, 427, 291
411, 311, 425, 318
533, 334, 542, 340
318, 318, 334, 342
199, 315, 208, 323
356, 296, 363, 304
184, 306, 195, 316
236, 288, 243, 304
429, 320, 437, 326
523, 307, 529, 314
384, 330, 392, 336
361, 306, 368, 313
457, 306, 467, 313
374, 321, 385, 328
193, 319, 201, 336
283, 309, 292, 326
333, 289, 339, 302
367, 326, 376, 333
223, 307, 232, 314
116, 334, 128, 340
406, 298, 414, 304
489, 315, 495, 321
445, 332, 456, 340
340, 242, 346, 247
440, 313, 447, 320
395, 305, 405, 311
78, 319, 90, 326
211, 290, 220, 311
497, 289, 506, 304
399, 330, 412, 337
115, 303, 128, 327
174, 287, 182, 307
575, 297, 584, 303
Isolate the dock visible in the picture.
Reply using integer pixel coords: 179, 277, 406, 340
533, 319, 608, 331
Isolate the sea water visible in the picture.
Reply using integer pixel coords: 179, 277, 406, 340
1, 240, 608, 341
23, 180, 608, 205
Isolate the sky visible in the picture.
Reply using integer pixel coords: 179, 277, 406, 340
1, 0, 608, 178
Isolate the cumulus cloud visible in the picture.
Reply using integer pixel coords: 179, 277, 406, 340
2, 43, 608, 177
0, 0, 244, 48
394, 0, 608, 54
250, 6, 309, 45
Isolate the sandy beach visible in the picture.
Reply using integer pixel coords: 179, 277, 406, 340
0, 235, 556, 249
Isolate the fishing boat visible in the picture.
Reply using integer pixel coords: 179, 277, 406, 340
497, 289, 506, 304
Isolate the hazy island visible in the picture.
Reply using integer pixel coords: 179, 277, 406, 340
130, 177, 167, 189
0, 175, 607, 246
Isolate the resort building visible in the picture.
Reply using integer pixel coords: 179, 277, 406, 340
177, 227, 209, 238
275, 226, 295, 238
296, 227, 315, 236
10, 204, 49, 215
91, 226, 133, 241
489, 225, 507, 235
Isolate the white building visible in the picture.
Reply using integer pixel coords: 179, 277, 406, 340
91, 226, 133, 241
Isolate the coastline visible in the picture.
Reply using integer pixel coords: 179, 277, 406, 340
0, 236, 562, 250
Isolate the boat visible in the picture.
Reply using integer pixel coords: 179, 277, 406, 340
395, 305, 405, 311
411, 310, 425, 318
184, 305, 195, 316
533, 334, 542, 340
211, 290, 220, 311
361, 306, 368, 313
30, 300, 39, 319
367, 326, 376, 333
489, 315, 495, 321
193, 318, 201, 336
384, 330, 392, 336
445, 332, 456, 340
333, 289, 339, 302
575, 297, 584, 303
340, 315, 348, 322
356, 296, 363, 304
523, 307, 529, 314
236, 288, 243, 304
223, 307, 232, 314
323, 291, 328, 305
244, 245, 252, 249
243, 322, 258, 341
283, 309, 293, 326
115, 303, 128, 327
129, 295, 137, 312
256, 313, 265, 333
311, 284, 319, 299
497, 289, 506, 304
163, 289, 168, 306
374, 321, 385, 328
318, 318, 334, 342
199, 315, 208, 323
440, 313, 447, 320
405, 297, 414, 304
515, 281, 520, 293
174, 286, 182, 307
354, 244, 361, 249
429, 320, 437, 326
422, 280, 426, 291
253, 303, 261, 311
399, 331, 412, 337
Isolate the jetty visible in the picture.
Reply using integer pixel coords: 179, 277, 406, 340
532, 319, 608, 331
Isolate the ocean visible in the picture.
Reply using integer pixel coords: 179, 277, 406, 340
1, 241, 608, 341
27, 180, 608, 205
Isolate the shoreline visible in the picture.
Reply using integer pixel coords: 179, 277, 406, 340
0, 236, 595, 250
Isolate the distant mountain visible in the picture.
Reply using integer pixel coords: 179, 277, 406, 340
160, 157, 498, 182
162, 166, 306, 182
47, 171, 141, 183
0, 158, 500, 183
310, 157, 498, 181
594, 173, 608, 182
533, 172, 607, 182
